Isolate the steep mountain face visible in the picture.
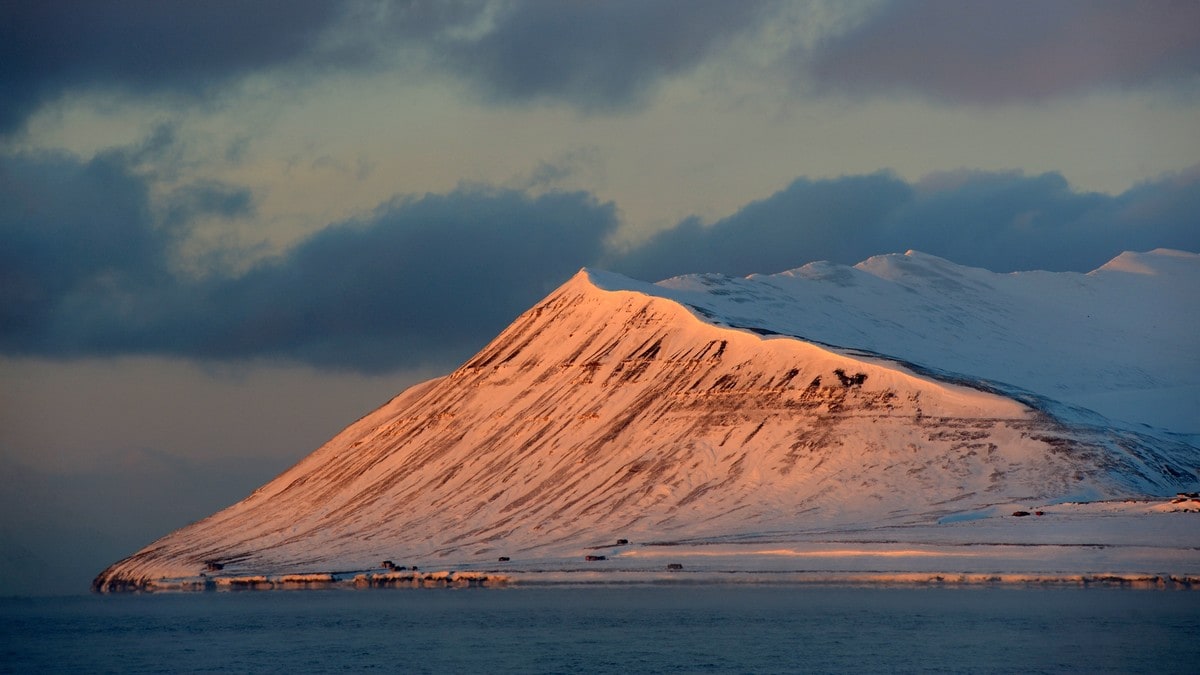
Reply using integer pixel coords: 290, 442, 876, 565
94, 250, 1199, 590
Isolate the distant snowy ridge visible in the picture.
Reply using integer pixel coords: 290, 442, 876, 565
93, 250, 1200, 591
635, 249, 1199, 436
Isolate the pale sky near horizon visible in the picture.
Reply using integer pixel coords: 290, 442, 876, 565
2, 0, 1198, 594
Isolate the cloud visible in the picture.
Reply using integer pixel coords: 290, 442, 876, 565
608, 167, 1200, 280
0, 0, 345, 135
4, 137, 1197, 372
0, 142, 250, 355
6, 0, 1195, 136
429, 0, 773, 111
610, 172, 913, 279
806, 0, 1200, 104
187, 187, 618, 370
160, 180, 256, 230
0, 148, 170, 339
0, 1, 777, 135
0, 144, 617, 370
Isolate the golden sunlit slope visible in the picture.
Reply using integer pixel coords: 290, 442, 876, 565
94, 260, 1197, 590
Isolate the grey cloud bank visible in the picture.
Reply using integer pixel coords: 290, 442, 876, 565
807, 0, 1200, 103
0, 0, 343, 135
10, 0, 1193, 139
0, 0, 774, 136
193, 187, 618, 370
0, 144, 617, 371
614, 169, 1200, 280
3, 1, 1198, 372
432, 0, 769, 111
3, 143, 1197, 372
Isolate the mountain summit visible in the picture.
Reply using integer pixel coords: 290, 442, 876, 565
94, 250, 1200, 591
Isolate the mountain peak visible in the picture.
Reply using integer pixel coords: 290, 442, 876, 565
573, 266, 647, 293
93, 250, 1200, 592
1094, 248, 1200, 276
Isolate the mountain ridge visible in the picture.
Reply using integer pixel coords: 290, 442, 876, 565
643, 248, 1199, 435
93, 250, 1200, 591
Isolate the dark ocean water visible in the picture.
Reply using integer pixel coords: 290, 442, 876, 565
1, 585, 1196, 673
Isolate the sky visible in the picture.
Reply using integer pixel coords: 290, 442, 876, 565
2, 0, 1198, 595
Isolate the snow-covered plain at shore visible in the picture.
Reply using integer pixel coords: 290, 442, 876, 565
94, 250, 1200, 591
122, 498, 1200, 592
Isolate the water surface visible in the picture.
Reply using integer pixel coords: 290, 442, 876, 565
2, 586, 1196, 673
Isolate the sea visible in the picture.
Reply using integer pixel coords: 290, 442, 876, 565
2, 585, 1197, 673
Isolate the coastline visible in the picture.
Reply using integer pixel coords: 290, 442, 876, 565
97, 568, 1200, 593
93, 500, 1200, 593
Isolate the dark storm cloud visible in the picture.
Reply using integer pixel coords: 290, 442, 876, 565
883, 169, 1200, 273
299, 0, 775, 110
0, 148, 168, 339
807, 0, 1200, 104
160, 180, 256, 229
4, 141, 1196, 371
608, 168, 1200, 280
611, 173, 913, 280
432, 0, 772, 111
0, 0, 344, 135
0, 145, 617, 370
6, 0, 1196, 134
186, 187, 618, 370
1, 0, 776, 135
0, 145, 254, 351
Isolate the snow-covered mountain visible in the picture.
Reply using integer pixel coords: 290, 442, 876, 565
94, 250, 1200, 591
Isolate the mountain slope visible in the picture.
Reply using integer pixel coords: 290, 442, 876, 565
94, 251, 1200, 590
649, 248, 1200, 434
